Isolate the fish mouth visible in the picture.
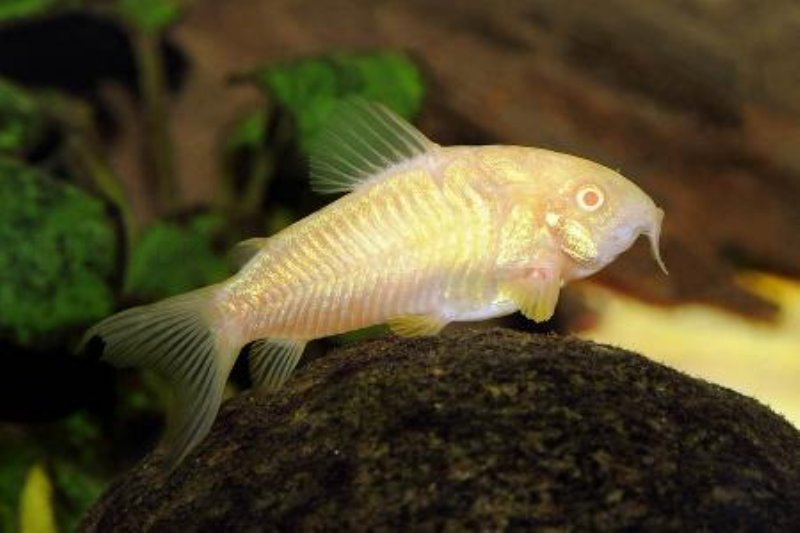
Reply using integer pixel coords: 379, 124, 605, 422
645, 207, 668, 275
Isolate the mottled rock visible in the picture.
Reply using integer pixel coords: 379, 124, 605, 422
81, 328, 800, 531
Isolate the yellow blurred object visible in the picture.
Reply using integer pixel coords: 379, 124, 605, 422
19, 463, 57, 533
576, 272, 800, 429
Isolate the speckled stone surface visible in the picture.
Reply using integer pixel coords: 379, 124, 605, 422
81, 328, 800, 531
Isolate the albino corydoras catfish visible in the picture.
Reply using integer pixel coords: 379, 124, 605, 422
81, 100, 667, 465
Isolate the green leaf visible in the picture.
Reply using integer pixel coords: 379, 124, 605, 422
124, 212, 231, 300
0, 79, 45, 156
0, 0, 81, 21
118, 0, 181, 33
0, 158, 117, 346
254, 51, 425, 150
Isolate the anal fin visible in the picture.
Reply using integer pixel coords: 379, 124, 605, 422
502, 268, 561, 322
388, 314, 447, 337
249, 338, 307, 392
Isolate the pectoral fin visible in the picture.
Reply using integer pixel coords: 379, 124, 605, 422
502, 269, 561, 322
388, 314, 448, 337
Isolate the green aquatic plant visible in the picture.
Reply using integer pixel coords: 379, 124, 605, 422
223, 51, 425, 219
254, 51, 425, 151
0, 79, 45, 156
0, 159, 117, 346
0, 0, 191, 213
0, 0, 181, 30
0, 411, 109, 532
124, 213, 232, 300
0, 0, 79, 21
0, 437, 37, 533
116, 0, 182, 33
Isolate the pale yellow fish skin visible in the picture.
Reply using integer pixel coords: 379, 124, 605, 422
214, 145, 665, 344
80, 133, 667, 466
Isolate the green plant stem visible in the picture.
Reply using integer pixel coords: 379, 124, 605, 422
67, 139, 139, 252
39, 92, 139, 254
240, 146, 275, 218
238, 107, 294, 219
130, 27, 177, 212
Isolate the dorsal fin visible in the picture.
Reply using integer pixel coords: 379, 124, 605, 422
229, 237, 269, 269
309, 99, 437, 194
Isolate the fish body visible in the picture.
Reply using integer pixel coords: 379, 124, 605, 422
224, 145, 517, 341
221, 144, 663, 341
82, 102, 666, 464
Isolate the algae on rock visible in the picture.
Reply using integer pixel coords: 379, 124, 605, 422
82, 328, 800, 531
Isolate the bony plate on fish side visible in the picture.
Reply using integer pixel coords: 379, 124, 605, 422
81, 328, 800, 531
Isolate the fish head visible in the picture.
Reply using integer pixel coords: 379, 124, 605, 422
540, 156, 667, 279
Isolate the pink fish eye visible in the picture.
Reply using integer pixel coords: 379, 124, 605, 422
576, 186, 604, 211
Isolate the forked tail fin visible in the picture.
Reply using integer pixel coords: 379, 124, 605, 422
79, 285, 240, 466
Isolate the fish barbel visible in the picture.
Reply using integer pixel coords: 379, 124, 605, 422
81, 100, 667, 464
